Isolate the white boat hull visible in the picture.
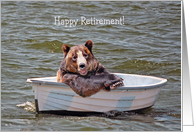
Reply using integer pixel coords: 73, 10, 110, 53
27, 73, 167, 113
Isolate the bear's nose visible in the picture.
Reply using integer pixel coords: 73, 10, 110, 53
79, 63, 85, 69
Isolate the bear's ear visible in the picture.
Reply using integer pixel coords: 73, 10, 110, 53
62, 44, 70, 57
85, 40, 93, 54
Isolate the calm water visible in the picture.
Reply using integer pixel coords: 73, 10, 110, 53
1, 1, 181, 131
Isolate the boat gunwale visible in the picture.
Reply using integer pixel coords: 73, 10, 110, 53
27, 73, 167, 90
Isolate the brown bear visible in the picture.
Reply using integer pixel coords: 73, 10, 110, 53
57, 40, 124, 97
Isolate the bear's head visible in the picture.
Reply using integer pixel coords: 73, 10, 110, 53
60, 40, 99, 76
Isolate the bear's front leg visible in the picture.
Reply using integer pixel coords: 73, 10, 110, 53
61, 73, 124, 97
62, 74, 105, 97
61, 73, 78, 84
95, 64, 124, 90
103, 74, 124, 90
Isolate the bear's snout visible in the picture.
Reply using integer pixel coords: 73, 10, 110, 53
79, 63, 86, 69
78, 62, 87, 75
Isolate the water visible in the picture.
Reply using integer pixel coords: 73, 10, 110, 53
1, 1, 181, 131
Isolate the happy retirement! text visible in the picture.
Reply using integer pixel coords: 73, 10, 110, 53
54, 16, 125, 27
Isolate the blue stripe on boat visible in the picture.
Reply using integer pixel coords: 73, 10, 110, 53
116, 96, 135, 111
43, 91, 75, 110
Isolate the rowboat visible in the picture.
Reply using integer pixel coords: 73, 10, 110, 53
27, 73, 167, 114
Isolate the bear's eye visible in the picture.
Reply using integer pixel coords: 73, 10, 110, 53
83, 53, 88, 59
72, 55, 77, 61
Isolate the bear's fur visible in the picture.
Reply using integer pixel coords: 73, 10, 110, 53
57, 40, 124, 97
